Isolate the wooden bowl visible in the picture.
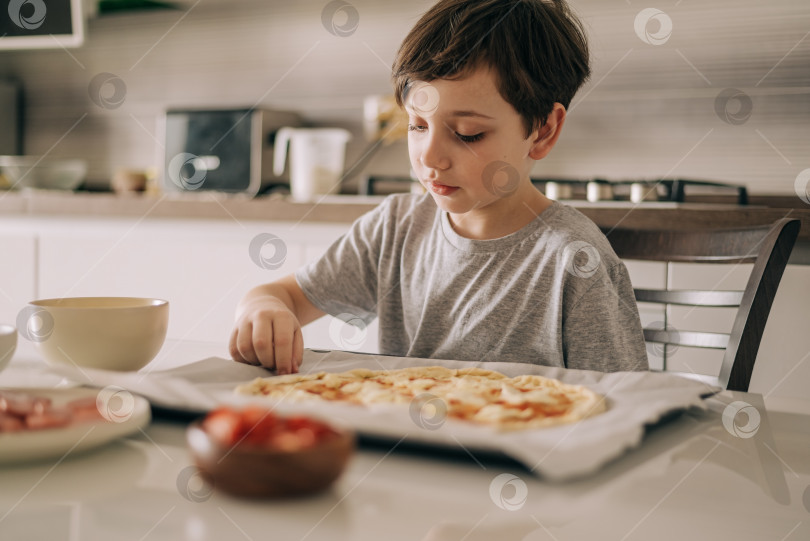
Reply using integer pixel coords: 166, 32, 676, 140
186, 415, 354, 499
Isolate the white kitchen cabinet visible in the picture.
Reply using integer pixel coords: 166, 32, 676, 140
34, 217, 349, 348
3, 214, 378, 358
0, 230, 37, 327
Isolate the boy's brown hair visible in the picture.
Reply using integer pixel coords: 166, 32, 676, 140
393, 0, 590, 137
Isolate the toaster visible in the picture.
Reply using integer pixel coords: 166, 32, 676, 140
162, 107, 302, 196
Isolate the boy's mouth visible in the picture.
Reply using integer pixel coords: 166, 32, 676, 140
427, 181, 459, 196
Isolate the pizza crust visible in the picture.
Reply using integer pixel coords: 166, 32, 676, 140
235, 366, 606, 431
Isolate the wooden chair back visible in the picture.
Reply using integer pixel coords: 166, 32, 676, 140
602, 218, 800, 391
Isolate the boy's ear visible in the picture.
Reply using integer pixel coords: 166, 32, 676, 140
528, 103, 566, 160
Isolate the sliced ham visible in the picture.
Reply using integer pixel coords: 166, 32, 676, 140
0, 390, 106, 433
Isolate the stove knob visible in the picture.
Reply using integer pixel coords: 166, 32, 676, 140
630, 182, 657, 203
544, 181, 572, 200
586, 181, 612, 202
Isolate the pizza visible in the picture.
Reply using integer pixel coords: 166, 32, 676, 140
235, 366, 606, 431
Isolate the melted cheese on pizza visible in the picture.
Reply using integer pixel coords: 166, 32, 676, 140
235, 366, 605, 430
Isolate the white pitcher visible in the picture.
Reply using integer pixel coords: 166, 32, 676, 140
273, 127, 351, 201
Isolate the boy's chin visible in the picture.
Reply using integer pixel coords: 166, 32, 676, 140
427, 193, 480, 214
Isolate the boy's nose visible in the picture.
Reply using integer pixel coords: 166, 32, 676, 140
420, 134, 451, 171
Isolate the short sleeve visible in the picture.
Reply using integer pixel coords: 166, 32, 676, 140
562, 262, 649, 372
294, 199, 390, 325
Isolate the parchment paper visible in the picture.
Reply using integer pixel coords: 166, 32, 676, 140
49, 349, 718, 480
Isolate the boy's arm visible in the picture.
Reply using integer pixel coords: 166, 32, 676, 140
563, 263, 649, 372
229, 274, 325, 374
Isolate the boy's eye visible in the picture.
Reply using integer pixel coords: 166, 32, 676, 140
455, 132, 485, 143
408, 124, 427, 133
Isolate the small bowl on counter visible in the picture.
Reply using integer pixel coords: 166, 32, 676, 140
187, 405, 355, 499
21, 297, 168, 372
0, 156, 87, 191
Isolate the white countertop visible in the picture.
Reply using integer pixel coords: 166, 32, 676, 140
1, 341, 809, 540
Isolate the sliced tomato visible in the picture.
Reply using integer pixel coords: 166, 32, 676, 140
269, 431, 307, 452
202, 407, 337, 451
239, 406, 280, 446
202, 408, 245, 446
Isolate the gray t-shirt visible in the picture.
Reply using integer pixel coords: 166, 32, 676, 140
296, 194, 648, 372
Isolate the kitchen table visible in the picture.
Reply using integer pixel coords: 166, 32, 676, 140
1, 340, 808, 541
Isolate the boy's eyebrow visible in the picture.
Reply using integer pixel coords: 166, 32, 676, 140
449, 110, 494, 119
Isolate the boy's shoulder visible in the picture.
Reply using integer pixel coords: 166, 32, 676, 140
540, 202, 621, 265
543, 201, 605, 237
353, 193, 437, 242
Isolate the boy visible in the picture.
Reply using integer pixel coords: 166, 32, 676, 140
230, 0, 649, 375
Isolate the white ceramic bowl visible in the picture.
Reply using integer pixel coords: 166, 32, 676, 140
23, 297, 168, 371
0, 156, 87, 191
0, 324, 17, 372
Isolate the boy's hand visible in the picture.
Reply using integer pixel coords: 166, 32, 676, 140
229, 296, 304, 374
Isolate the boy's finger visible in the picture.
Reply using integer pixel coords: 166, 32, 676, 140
272, 318, 295, 375
228, 327, 247, 363
292, 328, 304, 373
233, 322, 259, 365
252, 317, 276, 369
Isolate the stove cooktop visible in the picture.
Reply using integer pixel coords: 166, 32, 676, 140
359, 176, 748, 205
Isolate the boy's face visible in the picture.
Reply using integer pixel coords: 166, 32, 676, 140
405, 65, 545, 220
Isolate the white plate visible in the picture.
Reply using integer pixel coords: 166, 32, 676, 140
0, 387, 151, 465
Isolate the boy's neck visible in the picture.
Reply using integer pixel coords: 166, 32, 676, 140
447, 186, 552, 240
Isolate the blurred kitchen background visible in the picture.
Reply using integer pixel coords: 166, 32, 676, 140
0, 0, 808, 196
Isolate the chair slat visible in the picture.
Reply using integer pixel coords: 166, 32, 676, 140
603, 218, 801, 391
642, 328, 730, 350
634, 288, 745, 307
